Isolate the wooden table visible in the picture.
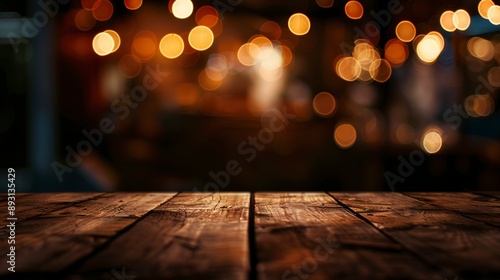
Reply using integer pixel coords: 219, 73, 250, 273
1, 192, 500, 280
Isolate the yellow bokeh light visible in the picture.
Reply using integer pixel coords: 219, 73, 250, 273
92, 31, 114, 56
468, 37, 495, 61
334, 123, 357, 149
422, 131, 442, 154
488, 66, 500, 87
104, 30, 120, 53
395, 21, 416, 42
345, 1, 363, 20
159, 33, 184, 59
452, 9, 471, 31
440, 11, 456, 32
131, 31, 157, 61
124, 0, 142, 10
288, 13, 311, 36
172, 0, 194, 19
369, 59, 392, 83
478, 0, 495, 19
237, 43, 260, 66
313, 92, 336, 117
188, 26, 214, 51
199, 69, 223, 91
277, 45, 293, 67
416, 33, 444, 64
336, 56, 361, 82
466, 94, 495, 117
488, 5, 500, 25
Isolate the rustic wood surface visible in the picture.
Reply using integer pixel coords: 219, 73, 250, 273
0, 192, 499, 280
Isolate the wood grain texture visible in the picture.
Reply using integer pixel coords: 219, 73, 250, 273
331, 192, 500, 279
76, 192, 250, 280
0, 193, 176, 275
404, 192, 500, 227
255, 192, 446, 280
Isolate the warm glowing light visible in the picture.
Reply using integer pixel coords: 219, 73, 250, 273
277, 45, 293, 67
453, 9, 471, 31
199, 69, 223, 91
196, 6, 219, 26
75, 9, 95, 31
468, 37, 495, 61
258, 47, 283, 71
353, 42, 379, 70
336, 56, 361, 81
478, 0, 495, 19
159, 33, 184, 59
124, 0, 142, 10
488, 5, 500, 25
313, 92, 336, 117
206, 54, 227, 81
465, 94, 495, 117
316, 0, 334, 8
260, 21, 282, 40
174, 83, 200, 107
104, 30, 120, 53
385, 39, 408, 67
132, 31, 157, 61
81, 0, 97, 11
237, 43, 260, 66
288, 13, 311, 36
422, 131, 442, 154
416, 33, 444, 64
395, 21, 416, 42
345, 1, 363, 20
440, 11, 456, 32
172, 0, 194, 19
369, 59, 392, 82
488, 67, 500, 87
188, 26, 214, 51
334, 123, 357, 148
92, 32, 114, 56
119, 54, 142, 78
92, 0, 113, 21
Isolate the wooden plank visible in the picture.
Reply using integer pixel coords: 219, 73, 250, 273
0, 193, 105, 222
255, 192, 447, 280
404, 192, 500, 227
331, 192, 500, 279
0, 193, 176, 275
76, 192, 250, 280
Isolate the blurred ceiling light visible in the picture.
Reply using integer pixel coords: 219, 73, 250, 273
452, 9, 471, 31
313, 92, 336, 117
288, 13, 311, 36
159, 33, 184, 59
422, 131, 442, 154
92, 0, 113, 21
478, 0, 495, 19
334, 123, 357, 148
440, 11, 456, 32
395, 21, 416, 42
188, 26, 214, 51
345, 1, 363, 20
316, 0, 334, 8
124, 0, 142, 10
488, 5, 500, 25
172, 0, 194, 19
416, 32, 444, 64
92, 31, 115, 56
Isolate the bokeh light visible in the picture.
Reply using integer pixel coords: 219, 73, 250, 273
118, 54, 142, 78
316, 0, 334, 8
172, 0, 194, 19
468, 37, 495, 61
369, 59, 392, 82
75, 9, 96, 31
261, 21, 282, 40
199, 69, 223, 91
288, 13, 311, 36
395, 21, 416, 42
196, 6, 219, 27
452, 9, 471, 31
487, 66, 500, 87
478, 0, 495, 19
188, 26, 214, 51
237, 43, 260, 66
334, 123, 357, 148
159, 33, 184, 59
345, 1, 363, 20
335, 56, 361, 82
92, 31, 114, 56
465, 94, 495, 117
124, 0, 142, 10
440, 11, 456, 32
104, 30, 120, 53
313, 92, 336, 117
422, 131, 442, 154
92, 0, 113, 21
385, 39, 409, 67
488, 5, 500, 25
416, 32, 444, 64
132, 31, 157, 61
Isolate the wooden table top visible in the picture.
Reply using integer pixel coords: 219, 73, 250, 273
1, 192, 500, 280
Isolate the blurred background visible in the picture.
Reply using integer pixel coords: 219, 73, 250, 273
1, 0, 500, 192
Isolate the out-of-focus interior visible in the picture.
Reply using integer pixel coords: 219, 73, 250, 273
1, 0, 499, 192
